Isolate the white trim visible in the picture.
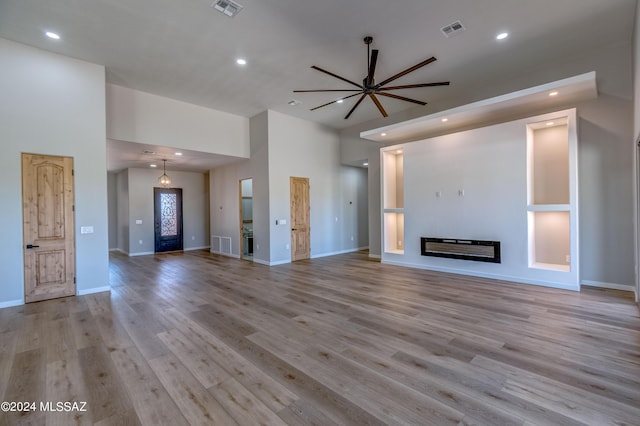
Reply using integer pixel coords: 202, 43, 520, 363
368, 254, 381, 259
581, 280, 635, 292
111, 248, 128, 255
252, 258, 291, 266
0, 299, 23, 308
382, 259, 580, 291
109, 248, 119, 252
129, 251, 155, 257
77, 286, 111, 296
310, 246, 369, 259
185, 246, 210, 251
210, 251, 241, 259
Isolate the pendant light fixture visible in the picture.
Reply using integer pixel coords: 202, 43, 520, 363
158, 159, 171, 186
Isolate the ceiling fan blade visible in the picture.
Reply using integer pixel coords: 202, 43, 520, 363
294, 89, 363, 93
367, 49, 379, 86
369, 93, 388, 118
375, 57, 437, 88
310, 92, 364, 111
345, 94, 367, 119
311, 66, 363, 89
376, 92, 427, 106
378, 82, 450, 90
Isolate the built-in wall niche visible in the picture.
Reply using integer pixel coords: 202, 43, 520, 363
384, 212, 404, 254
381, 148, 405, 255
383, 150, 404, 209
526, 113, 577, 275
528, 211, 570, 271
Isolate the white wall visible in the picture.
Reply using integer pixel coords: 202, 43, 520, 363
209, 110, 368, 265
116, 170, 130, 253
268, 110, 368, 263
107, 172, 118, 250
345, 39, 635, 290
391, 114, 580, 289
106, 84, 251, 159
0, 38, 108, 306
124, 168, 210, 255
209, 111, 271, 263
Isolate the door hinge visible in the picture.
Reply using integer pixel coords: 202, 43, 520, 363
73, 277, 76, 284
72, 169, 74, 176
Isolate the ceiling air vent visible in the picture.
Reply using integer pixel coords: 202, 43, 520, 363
441, 20, 466, 38
212, 0, 243, 17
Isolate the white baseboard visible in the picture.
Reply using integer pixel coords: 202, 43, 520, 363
185, 246, 210, 251
311, 246, 369, 259
129, 251, 154, 257
77, 286, 111, 296
210, 250, 240, 259
0, 299, 23, 308
239, 257, 288, 266
368, 253, 381, 259
581, 280, 635, 292
382, 260, 580, 292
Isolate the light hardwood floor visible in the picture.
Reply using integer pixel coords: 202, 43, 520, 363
1, 250, 639, 425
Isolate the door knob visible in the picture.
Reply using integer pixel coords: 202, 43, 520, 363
26, 244, 40, 249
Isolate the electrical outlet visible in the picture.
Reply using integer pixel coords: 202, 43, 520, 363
565, 254, 571, 263
192, 236, 195, 240
286, 243, 290, 250
138, 240, 143, 245
350, 236, 354, 241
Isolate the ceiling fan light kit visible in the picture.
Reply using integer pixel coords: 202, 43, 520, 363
294, 36, 450, 119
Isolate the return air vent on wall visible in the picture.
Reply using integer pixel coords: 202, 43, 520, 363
441, 20, 466, 38
212, 0, 243, 17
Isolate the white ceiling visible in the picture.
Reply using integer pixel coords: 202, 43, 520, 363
0, 0, 636, 171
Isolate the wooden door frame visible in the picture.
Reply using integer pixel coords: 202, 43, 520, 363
22, 153, 76, 303
290, 176, 310, 261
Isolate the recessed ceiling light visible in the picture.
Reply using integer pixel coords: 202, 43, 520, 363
236, 58, 247, 65
150, 164, 157, 168
288, 99, 301, 106
175, 152, 183, 156
496, 32, 509, 40
363, 162, 369, 166
336, 99, 344, 104
549, 91, 559, 97
546, 122, 555, 126
381, 133, 387, 137
441, 118, 449, 122
396, 150, 402, 154
45, 31, 60, 40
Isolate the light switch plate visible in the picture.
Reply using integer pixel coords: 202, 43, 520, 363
80, 226, 94, 234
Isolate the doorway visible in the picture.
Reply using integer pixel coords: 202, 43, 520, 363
22, 153, 76, 303
154, 187, 183, 253
290, 176, 310, 261
239, 178, 253, 260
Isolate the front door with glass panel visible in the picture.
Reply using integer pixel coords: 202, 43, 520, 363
154, 187, 183, 253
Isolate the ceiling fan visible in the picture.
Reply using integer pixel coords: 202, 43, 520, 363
294, 36, 450, 120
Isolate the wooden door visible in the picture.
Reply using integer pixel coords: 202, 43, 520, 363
22, 153, 76, 303
290, 177, 310, 261
154, 187, 183, 253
